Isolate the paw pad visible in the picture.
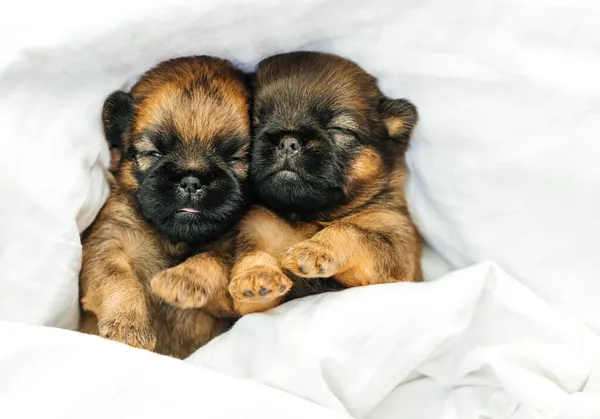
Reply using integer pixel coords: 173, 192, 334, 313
229, 266, 292, 303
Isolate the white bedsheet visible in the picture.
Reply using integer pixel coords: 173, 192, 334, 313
0, 321, 348, 419
192, 263, 600, 419
1, 0, 600, 418
1, 263, 598, 418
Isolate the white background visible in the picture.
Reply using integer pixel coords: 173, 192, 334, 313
1, 1, 599, 418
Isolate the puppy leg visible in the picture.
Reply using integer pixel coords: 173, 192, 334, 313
228, 207, 315, 315
155, 307, 232, 358
151, 251, 235, 317
80, 200, 161, 350
81, 250, 156, 350
281, 209, 422, 286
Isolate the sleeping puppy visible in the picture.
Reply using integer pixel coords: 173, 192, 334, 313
228, 51, 422, 315
80, 56, 250, 358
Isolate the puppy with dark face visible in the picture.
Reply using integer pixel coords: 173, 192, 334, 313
228, 52, 422, 315
80, 56, 250, 358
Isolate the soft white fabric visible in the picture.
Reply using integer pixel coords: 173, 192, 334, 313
0, 321, 348, 419
192, 262, 600, 419
401, 4, 600, 332
1, 0, 600, 418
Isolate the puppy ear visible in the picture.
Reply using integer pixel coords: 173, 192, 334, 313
102, 90, 133, 150
379, 98, 418, 143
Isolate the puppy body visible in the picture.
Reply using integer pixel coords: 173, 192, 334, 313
80, 56, 250, 358
228, 52, 422, 314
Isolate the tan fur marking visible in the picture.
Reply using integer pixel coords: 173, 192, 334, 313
135, 136, 159, 153
329, 113, 360, 132
347, 147, 382, 183
384, 118, 406, 138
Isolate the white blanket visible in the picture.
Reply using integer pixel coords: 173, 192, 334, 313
2, 263, 599, 418
1, 0, 600, 418
192, 263, 600, 418
0, 321, 348, 419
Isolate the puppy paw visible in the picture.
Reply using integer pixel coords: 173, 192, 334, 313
281, 240, 340, 278
151, 266, 210, 309
98, 313, 156, 351
228, 266, 292, 303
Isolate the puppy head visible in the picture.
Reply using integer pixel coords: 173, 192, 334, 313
250, 51, 418, 220
102, 56, 251, 243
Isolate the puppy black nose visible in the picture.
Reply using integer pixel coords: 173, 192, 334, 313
179, 176, 202, 194
278, 137, 300, 156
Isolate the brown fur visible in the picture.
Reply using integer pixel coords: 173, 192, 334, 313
228, 52, 422, 315
80, 56, 249, 358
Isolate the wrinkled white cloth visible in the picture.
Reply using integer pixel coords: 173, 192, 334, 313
0, 321, 349, 419
1, 0, 599, 418
192, 262, 600, 419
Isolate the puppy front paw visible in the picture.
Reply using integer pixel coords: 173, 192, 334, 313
281, 240, 340, 278
228, 266, 292, 303
97, 312, 156, 351
151, 266, 210, 309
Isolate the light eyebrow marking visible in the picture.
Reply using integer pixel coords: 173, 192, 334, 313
232, 141, 250, 156
135, 136, 159, 153
328, 112, 360, 132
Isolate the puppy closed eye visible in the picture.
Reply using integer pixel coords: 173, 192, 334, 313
229, 154, 246, 164
228, 147, 249, 178
224, 142, 249, 165
327, 113, 359, 136
327, 126, 359, 143
146, 151, 164, 159
227, 146, 249, 165
136, 150, 164, 170
137, 150, 164, 160
328, 126, 355, 135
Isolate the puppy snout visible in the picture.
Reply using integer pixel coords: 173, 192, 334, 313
179, 175, 203, 194
277, 137, 300, 157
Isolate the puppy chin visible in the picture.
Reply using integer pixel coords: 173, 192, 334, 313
255, 173, 345, 217
157, 214, 234, 244
150, 197, 247, 243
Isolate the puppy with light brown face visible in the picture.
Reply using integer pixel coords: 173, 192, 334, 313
80, 56, 250, 358
228, 51, 422, 315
